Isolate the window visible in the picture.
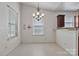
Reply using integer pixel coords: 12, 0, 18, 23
8, 5, 18, 38
33, 19, 44, 35
65, 15, 74, 28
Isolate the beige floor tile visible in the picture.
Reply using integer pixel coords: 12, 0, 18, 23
7, 43, 71, 56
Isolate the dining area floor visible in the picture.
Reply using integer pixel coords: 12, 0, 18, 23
7, 43, 71, 56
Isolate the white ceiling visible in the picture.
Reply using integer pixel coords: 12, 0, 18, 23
21, 2, 79, 11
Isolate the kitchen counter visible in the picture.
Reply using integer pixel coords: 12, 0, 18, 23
56, 29, 78, 55
57, 27, 79, 30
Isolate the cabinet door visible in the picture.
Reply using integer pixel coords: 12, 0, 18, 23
74, 15, 79, 28
78, 16, 79, 28
57, 15, 64, 27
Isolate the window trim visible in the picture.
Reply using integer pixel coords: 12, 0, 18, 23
32, 19, 44, 36
7, 5, 18, 39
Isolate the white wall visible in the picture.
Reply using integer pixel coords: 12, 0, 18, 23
21, 5, 57, 43
0, 2, 20, 55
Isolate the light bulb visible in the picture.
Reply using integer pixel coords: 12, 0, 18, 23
33, 13, 35, 17
37, 12, 40, 15
41, 13, 45, 17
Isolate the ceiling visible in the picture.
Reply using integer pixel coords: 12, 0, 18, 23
21, 2, 79, 11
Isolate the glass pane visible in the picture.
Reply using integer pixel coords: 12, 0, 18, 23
9, 8, 16, 24
8, 6, 17, 38
10, 32, 16, 37
33, 26, 44, 35
33, 19, 44, 26
65, 15, 74, 28
33, 18, 44, 35
10, 25, 16, 32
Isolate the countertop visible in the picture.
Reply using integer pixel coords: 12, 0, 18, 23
57, 27, 79, 30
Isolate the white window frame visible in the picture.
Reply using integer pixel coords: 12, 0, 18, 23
32, 18, 44, 36
7, 5, 18, 39
65, 15, 74, 28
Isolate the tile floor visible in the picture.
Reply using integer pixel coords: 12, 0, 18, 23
7, 43, 71, 56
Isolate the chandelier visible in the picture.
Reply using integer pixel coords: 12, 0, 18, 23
33, 3, 45, 21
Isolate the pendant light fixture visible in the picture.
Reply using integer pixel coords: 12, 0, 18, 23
33, 3, 45, 21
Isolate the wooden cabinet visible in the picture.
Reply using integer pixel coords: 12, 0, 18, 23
74, 16, 78, 28
78, 16, 79, 28
57, 15, 65, 28
74, 15, 79, 28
